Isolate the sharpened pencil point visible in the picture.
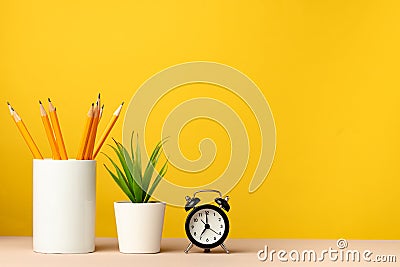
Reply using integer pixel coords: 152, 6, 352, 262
48, 98, 51, 102
121, 102, 124, 105
39, 100, 42, 104
98, 93, 101, 99
7, 102, 14, 114
91, 103, 94, 106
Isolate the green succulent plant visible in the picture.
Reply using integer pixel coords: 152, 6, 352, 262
102, 132, 168, 203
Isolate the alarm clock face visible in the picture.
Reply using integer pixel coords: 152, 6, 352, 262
185, 204, 229, 249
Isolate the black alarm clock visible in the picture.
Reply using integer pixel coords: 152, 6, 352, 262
184, 189, 230, 254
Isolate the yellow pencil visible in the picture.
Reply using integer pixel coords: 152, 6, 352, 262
7, 101, 14, 116
48, 98, 68, 160
97, 93, 101, 108
93, 102, 124, 159
96, 94, 101, 121
39, 101, 61, 160
84, 94, 101, 159
84, 102, 100, 160
11, 107, 43, 159
76, 103, 94, 160
99, 104, 104, 121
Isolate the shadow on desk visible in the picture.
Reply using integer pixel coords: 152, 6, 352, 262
162, 239, 256, 254
94, 238, 256, 254
95, 238, 119, 252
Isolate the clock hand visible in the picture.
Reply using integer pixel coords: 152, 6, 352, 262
205, 212, 208, 224
209, 228, 220, 236
201, 219, 206, 224
200, 228, 207, 239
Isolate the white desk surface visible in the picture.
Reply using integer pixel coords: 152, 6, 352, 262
1, 237, 399, 266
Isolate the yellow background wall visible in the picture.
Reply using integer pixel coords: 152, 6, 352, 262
1, 1, 400, 239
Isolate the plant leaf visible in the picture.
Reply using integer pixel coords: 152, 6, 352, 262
114, 140, 134, 187
130, 131, 135, 162
144, 160, 168, 202
104, 164, 136, 203
133, 134, 143, 201
108, 141, 143, 203
142, 140, 164, 193
135, 134, 142, 176
116, 140, 133, 172
102, 132, 169, 203
102, 152, 136, 201
109, 142, 134, 189
102, 152, 129, 188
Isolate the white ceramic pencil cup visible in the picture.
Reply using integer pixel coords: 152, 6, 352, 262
33, 159, 96, 254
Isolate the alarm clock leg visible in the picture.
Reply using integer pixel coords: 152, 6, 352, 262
220, 243, 230, 254
184, 242, 193, 253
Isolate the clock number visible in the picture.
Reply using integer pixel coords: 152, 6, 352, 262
213, 212, 216, 216
205, 211, 209, 215
206, 238, 209, 242
198, 213, 202, 217
219, 232, 221, 235
194, 232, 196, 236
214, 237, 216, 240
218, 217, 221, 221
220, 225, 223, 228
191, 225, 194, 229
194, 218, 198, 222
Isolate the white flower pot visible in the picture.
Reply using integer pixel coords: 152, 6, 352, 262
114, 201, 166, 253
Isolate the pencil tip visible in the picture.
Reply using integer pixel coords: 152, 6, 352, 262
48, 98, 51, 102
11, 107, 14, 111
121, 101, 124, 105
98, 93, 101, 99
91, 103, 94, 106
39, 100, 42, 104
7, 101, 10, 106
101, 104, 104, 108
